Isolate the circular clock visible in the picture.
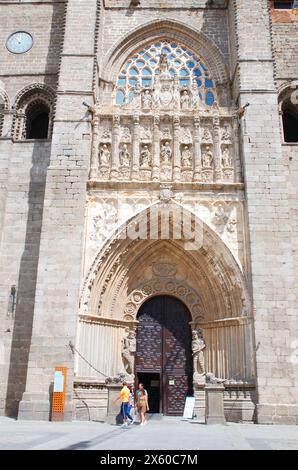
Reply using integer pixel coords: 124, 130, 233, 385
6, 31, 33, 54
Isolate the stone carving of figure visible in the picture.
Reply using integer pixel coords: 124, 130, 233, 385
142, 89, 152, 109
161, 141, 172, 164
205, 372, 226, 384
181, 145, 192, 167
140, 145, 151, 167
119, 144, 130, 167
221, 147, 233, 168
121, 328, 136, 378
140, 126, 152, 142
181, 90, 191, 110
201, 146, 213, 168
213, 204, 228, 226
192, 329, 206, 381
99, 144, 110, 166
159, 53, 169, 74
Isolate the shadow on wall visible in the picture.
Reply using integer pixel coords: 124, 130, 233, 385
5, 141, 50, 417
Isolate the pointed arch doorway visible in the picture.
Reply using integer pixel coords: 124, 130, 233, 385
135, 296, 193, 416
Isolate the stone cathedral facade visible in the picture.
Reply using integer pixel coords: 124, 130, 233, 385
0, 0, 297, 424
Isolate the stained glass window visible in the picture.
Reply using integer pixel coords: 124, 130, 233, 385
115, 40, 217, 107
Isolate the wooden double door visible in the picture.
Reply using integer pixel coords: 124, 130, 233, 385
135, 296, 193, 415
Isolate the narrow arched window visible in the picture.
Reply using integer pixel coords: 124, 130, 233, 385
13, 85, 55, 141
25, 101, 50, 139
282, 100, 298, 143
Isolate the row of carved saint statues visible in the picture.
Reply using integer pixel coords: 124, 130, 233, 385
99, 142, 233, 169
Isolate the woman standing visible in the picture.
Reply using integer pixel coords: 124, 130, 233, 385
136, 383, 149, 426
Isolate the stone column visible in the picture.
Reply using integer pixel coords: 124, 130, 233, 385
172, 114, 181, 182
152, 114, 160, 182
110, 114, 120, 180
212, 116, 222, 182
89, 111, 100, 180
193, 115, 201, 181
131, 113, 140, 181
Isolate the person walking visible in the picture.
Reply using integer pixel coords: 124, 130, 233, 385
136, 383, 149, 426
127, 384, 135, 424
115, 381, 134, 427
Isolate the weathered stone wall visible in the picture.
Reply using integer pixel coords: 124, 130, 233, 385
229, 0, 298, 424
0, 141, 51, 416
0, 0, 65, 416
100, 3, 230, 77
17, 0, 98, 421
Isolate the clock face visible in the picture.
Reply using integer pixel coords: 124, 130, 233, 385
6, 31, 33, 54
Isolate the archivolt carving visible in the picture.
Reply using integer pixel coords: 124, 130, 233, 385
124, 279, 204, 321
80, 203, 251, 322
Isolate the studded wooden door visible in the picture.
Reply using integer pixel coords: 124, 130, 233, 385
135, 296, 193, 415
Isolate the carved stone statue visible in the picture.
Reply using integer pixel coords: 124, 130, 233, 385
140, 145, 151, 167
161, 141, 172, 163
192, 329, 206, 384
99, 144, 110, 166
201, 146, 213, 168
121, 328, 136, 379
142, 89, 152, 109
181, 145, 192, 167
181, 90, 191, 110
119, 144, 130, 167
205, 372, 226, 384
221, 147, 233, 168
159, 53, 169, 75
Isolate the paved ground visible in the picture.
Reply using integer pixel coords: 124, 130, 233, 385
0, 415, 298, 450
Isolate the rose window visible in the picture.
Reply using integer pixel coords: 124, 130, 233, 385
115, 40, 216, 107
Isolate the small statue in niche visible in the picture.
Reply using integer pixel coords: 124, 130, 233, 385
201, 146, 213, 168
142, 89, 152, 109
161, 141, 172, 164
119, 144, 130, 167
121, 328, 136, 378
99, 144, 110, 166
140, 145, 151, 167
192, 329, 206, 382
181, 145, 192, 167
159, 53, 169, 74
213, 204, 228, 226
180, 90, 191, 110
221, 147, 233, 168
